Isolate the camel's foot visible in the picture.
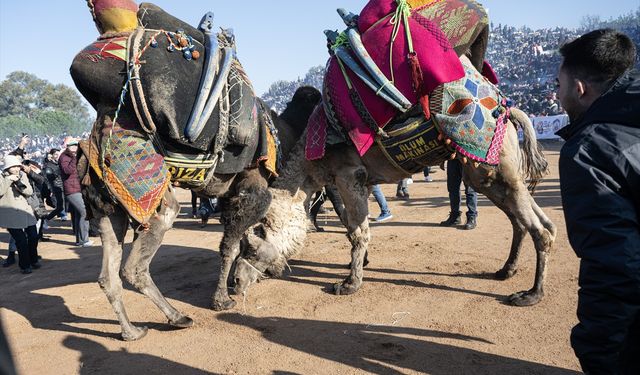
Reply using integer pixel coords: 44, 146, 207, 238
169, 315, 194, 328
333, 280, 361, 295
507, 289, 543, 306
212, 296, 237, 311
495, 268, 517, 280
121, 325, 148, 341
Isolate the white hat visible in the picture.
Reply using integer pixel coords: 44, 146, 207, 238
3, 155, 22, 170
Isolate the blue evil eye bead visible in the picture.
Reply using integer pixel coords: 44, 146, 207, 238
505, 99, 514, 108
167, 44, 175, 52
150, 39, 158, 48
183, 50, 192, 60
492, 109, 501, 118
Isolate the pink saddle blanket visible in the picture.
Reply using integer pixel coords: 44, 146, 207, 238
323, 1, 464, 156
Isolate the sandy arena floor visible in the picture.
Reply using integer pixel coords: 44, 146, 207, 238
0, 141, 582, 374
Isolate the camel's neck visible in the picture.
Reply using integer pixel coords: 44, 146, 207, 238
272, 138, 308, 194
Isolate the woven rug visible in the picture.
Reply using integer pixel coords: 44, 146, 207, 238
86, 119, 170, 224
429, 57, 507, 164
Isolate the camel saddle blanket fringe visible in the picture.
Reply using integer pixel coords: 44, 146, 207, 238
307, 0, 496, 160
81, 119, 171, 224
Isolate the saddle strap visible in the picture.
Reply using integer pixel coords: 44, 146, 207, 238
129, 28, 158, 135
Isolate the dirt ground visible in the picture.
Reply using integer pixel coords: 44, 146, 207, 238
0, 141, 583, 374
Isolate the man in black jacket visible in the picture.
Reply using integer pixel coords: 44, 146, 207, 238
556, 29, 639, 374
42, 148, 66, 223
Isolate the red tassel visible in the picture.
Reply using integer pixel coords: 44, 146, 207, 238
408, 52, 431, 120
408, 52, 423, 94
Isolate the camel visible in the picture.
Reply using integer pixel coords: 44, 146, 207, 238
71, 2, 319, 340
233, 101, 556, 308
228, 0, 555, 308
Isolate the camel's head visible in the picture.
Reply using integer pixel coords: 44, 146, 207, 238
233, 225, 286, 295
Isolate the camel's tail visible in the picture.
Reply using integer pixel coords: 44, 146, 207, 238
509, 108, 548, 192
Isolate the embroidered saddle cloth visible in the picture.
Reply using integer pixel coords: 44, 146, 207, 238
81, 119, 171, 224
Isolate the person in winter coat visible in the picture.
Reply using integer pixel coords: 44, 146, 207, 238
0, 155, 40, 274
556, 29, 639, 374
58, 139, 92, 247
42, 148, 66, 223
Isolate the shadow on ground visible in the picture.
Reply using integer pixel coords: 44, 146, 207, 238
218, 313, 580, 375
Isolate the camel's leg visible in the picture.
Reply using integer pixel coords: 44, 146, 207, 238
212, 185, 271, 311
96, 208, 148, 341
121, 189, 192, 328
333, 166, 370, 295
487, 183, 554, 306
530, 195, 557, 241
495, 213, 527, 280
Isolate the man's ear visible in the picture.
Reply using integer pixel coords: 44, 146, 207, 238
576, 79, 587, 98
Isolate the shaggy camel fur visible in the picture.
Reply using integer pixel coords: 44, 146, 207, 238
233, 107, 556, 307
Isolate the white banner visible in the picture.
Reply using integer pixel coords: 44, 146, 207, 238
518, 114, 569, 140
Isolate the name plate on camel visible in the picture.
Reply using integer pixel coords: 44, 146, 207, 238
164, 153, 216, 185
377, 116, 451, 174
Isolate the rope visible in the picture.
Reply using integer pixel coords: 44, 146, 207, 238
389, 0, 414, 85
330, 32, 350, 51
335, 57, 353, 90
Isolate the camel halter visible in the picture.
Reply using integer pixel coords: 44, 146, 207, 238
238, 257, 265, 276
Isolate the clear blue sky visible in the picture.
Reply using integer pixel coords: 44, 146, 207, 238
1, 0, 638, 95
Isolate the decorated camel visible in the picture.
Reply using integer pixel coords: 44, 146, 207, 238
232, 0, 556, 308
71, 1, 319, 340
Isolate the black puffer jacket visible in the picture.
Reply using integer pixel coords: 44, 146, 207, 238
42, 159, 63, 193
557, 69, 640, 373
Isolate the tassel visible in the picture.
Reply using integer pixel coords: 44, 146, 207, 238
408, 52, 423, 94
408, 52, 431, 120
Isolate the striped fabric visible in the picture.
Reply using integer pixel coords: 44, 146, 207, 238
88, 0, 138, 35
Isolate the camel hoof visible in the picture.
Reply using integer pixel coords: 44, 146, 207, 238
333, 282, 359, 295
495, 268, 517, 280
507, 290, 543, 306
169, 316, 194, 328
122, 326, 148, 341
212, 298, 237, 311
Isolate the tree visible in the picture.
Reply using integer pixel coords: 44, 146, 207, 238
0, 71, 91, 123
0, 71, 92, 137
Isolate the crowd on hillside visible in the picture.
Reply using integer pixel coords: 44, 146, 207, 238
488, 23, 639, 116
262, 22, 640, 118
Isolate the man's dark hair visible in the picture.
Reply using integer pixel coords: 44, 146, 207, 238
560, 29, 636, 86
48, 148, 60, 155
